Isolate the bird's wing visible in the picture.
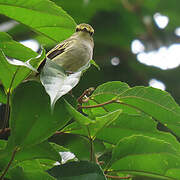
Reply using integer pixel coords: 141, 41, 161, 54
46, 39, 72, 59
37, 38, 74, 73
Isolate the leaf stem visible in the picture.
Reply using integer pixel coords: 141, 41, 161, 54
2, 69, 18, 132
0, 147, 18, 180
105, 174, 132, 179
87, 126, 95, 162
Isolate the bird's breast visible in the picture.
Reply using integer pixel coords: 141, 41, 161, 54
53, 39, 93, 72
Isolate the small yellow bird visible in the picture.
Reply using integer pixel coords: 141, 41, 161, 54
38, 23, 94, 73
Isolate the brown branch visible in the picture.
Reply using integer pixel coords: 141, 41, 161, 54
78, 99, 118, 109
0, 128, 10, 135
105, 174, 132, 179
0, 147, 18, 180
77, 87, 95, 103
121, 0, 135, 12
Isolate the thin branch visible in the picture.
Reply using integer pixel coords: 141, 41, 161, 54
0, 147, 18, 180
0, 128, 10, 135
78, 99, 118, 109
90, 98, 109, 112
105, 174, 132, 179
2, 69, 19, 132
121, 0, 135, 12
77, 87, 95, 103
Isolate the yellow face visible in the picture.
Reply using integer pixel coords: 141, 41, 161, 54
76, 23, 94, 36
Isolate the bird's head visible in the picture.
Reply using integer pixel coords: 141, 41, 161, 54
76, 23, 94, 36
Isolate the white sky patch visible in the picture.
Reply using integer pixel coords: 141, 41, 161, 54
111, 57, 120, 66
59, 152, 76, 164
149, 79, 166, 90
20, 39, 40, 52
153, 13, 169, 29
137, 44, 180, 70
54, 152, 76, 165
0, 20, 19, 32
131, 39, 145, 54
175, 27, 180, 36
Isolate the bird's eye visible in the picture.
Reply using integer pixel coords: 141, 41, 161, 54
90, 32, 93, 36
76, 28, 80, 32
83, 28, 88, 32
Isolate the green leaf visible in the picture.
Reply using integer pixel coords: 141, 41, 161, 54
90, 59, 100, 71
111, 135, 179, 163
110, 135, 180, 179
7, 81, 72, 149
89, 109, 122, 138
0, 0, 76, 42
0, 139, 7, 150
14, 141, 61, 162
0, 85, 6, 103
93, 81, 130, 96
85, 81, 137, 117
5, 47, 46, 72
111, 153, 180, 180
165, 169, 180, 179
64, 99, 94, 125
64, 112, 180, 161
48, 161, 106, 180
8, 163, 56, 180
88, 82, 180, 137
96, 113, 180, 151
0, 32, 37, 60
0, 32, 38, 90
118, 86, 180, 136
50, 134, 105, 161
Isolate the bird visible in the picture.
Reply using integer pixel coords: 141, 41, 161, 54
37, 23, 94, 74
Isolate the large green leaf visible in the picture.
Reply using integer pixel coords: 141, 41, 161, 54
111, 135, 179, 163
7, 81, 72, 149
96, 113, 180, 151
0, 32, 38, 90
118, 86, 180, 136
86, 82, 180, 137
0, 0, 76, 42
48, 161, 106, 180
0, 32, 37, 60
83, 81, 137, 117
8, 163, 56, 180
14, 141, 61, 162
110, 135, 180, 179
111, 154, 180, 180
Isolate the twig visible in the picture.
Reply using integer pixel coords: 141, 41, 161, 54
0, 147, 18, 180
78, 99, 118, 109
105, 174, 132, 179
121, 0, 135, 12
77, 87, 94, 103
2, 69, 18, 132
0, 128, 10, 135
90, 98, 109, 112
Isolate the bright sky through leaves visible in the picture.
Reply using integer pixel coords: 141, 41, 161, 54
153, 13, 169, 29
149, 79, 166, 90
